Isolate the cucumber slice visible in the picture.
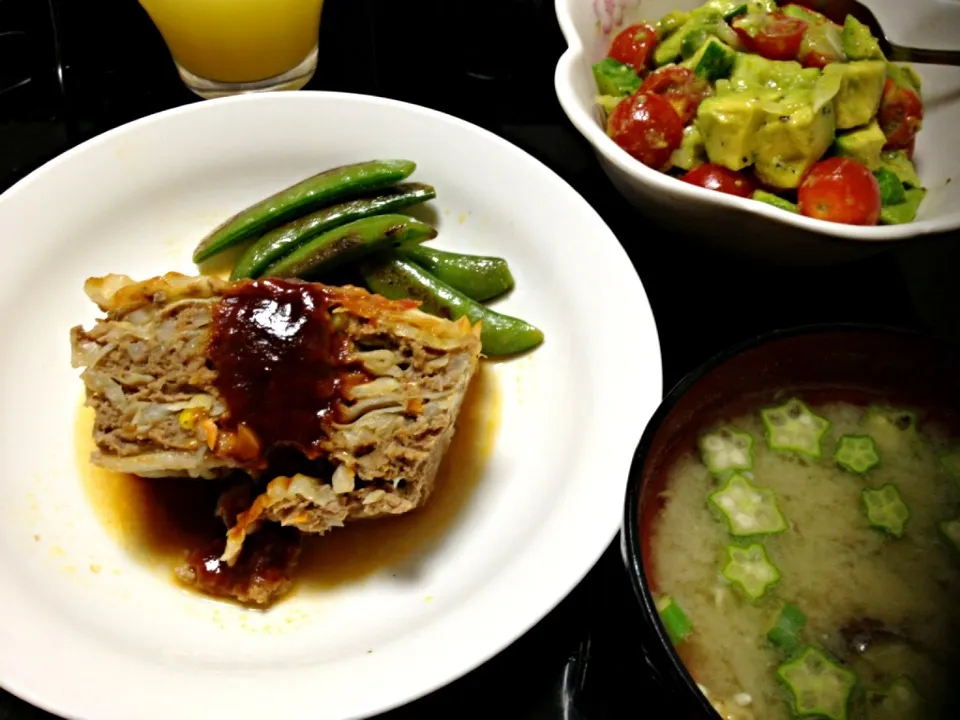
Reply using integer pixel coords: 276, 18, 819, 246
874, 167, 906, 206
592, 57, 641, 98
656, 594, 694, 644
709, 473, 788, 536
767, 602, 807, 653
698, 426, 754, 475
683, 36, 737, 81
862, 484, 910, 538
752, 189, 799, 213
777, 646, 857, 720
721, 543, 780, 599
834, 434, 881, 474
761, 398, 831, 459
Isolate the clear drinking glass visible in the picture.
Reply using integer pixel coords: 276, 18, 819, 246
139, 0, 325, 99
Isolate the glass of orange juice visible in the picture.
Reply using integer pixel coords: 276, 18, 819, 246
139, 0, 325, 99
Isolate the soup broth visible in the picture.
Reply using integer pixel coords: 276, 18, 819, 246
649, 397, 960, 720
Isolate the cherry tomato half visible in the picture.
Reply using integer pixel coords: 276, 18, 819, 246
732, 13, 808, 61
607, 92, 684, 170
639, 66, 712, 125
608, 23, 659, 74
878, 77, 924, 150
798, 157, 881, 226
681, 164, 756, 198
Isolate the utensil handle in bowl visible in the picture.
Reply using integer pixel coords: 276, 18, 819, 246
887, 44, 960, 67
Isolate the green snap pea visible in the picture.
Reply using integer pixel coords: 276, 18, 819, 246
360, 256, 543, 357
398, 245, 514, 302
231, 182, 436, 280
261, 214, 436, 279
193, 159, 416, 263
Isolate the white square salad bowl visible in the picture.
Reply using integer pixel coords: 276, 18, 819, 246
554, 0, 960, 264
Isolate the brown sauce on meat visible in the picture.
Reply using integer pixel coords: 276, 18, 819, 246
207, 278, 371, 461
75, 364, 500, 602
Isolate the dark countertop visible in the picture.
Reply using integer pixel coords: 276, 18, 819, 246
1, 1, 956, 718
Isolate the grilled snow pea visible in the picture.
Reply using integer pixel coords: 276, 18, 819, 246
698, 426, 754, 475
721, 543, 780, 599
761, 398, 831, 459
360, 256, 543, 357
834, 434, 881, 474
656, 595, 693, 644
709, 473, 787, 536
862, 484, 910, 538
230, 182, 436, 280
399, 245, 515, 302
767, 603, 806, 653
193, 159, 417, 263
776, 646, 857, 720
262, 214, 436, 279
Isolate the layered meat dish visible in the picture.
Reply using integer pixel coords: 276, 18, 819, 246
70, 272, 482, 604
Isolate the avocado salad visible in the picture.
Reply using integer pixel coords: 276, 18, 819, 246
593, 1, 925, 226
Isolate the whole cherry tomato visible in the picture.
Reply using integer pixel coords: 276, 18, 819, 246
798, 157, 882, 226
608, 24, 659, 74
607, 92, 684, 170
878, 78, 923, 149
639, 66, 712, 125
681, 164, 756, 198
732, 13, 808, 61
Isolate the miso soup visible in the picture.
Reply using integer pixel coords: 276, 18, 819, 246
648, 396, 960, 720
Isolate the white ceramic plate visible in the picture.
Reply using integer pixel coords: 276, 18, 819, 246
0, 92, 661, 720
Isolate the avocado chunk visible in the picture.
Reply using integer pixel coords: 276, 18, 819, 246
683, 37, 737, 81
728, 53, 819, 95
655, 10, 690, 39
670, 124, 707, 171
654, 8, 730, 66
842, 15, 885, 61
592, 58, 642, 98
879, 188, 926, 225
887, 62, 922, 98
781, 4, 827, 24
833, 120, 886, 171
754, 93, 836, 189
696, 93, 766, 171
753, 189, 799, 213
823, 60, 886, 130
879, 150, 922, 188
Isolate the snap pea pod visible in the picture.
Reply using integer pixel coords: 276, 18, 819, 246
193, 159, 417, 263
261, 215, 436, 279
360, 256, 543, 357
398, 245, 514, 302
231, 182, 436, 280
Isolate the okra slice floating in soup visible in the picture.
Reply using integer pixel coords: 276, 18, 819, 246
708, 473, 788, 536
776, 647, 857, 720
721, 543, 780, 600
834, 434, 881, 474
761, 398, 831, 459
698, 426, 754, 475
862, 484, 910, 538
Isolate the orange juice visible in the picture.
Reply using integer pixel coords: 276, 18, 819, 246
139, 0, 325, 83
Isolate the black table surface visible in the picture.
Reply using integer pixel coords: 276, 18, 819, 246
1, 1, 956, 719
